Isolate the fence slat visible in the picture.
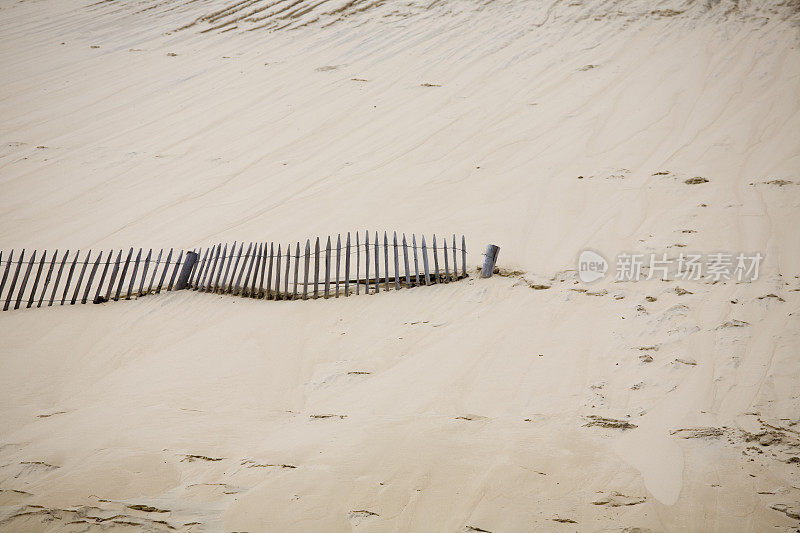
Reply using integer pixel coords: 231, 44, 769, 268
422, 235, 430, 285
204, 245, 221, 292
14, 250, 36, 310
344, 233, 351, 297
156, 249, 173, 294
303, 240, 310, 299
355, 232, 360, 295
462, 235, 467, 278
373, 232, 379, 294
27, 251, 47, 308
72, 250, 92, 304
402, 235, 410, 288
103, 250, 121, 301
139, 249, 152, 296
218, 241, 234, 293
452, 234, 458, 281
0, 250, 11, 303
412, 235, 420, 287
93, 250, 112, 304
443, 238, 450, 282
37, 250, 57, 307
61, 250, 81, 305
275, 244, 282, 300
199, 245, 216, 292
266, 242, 274, 299
258, 242, 267, 298
125, 249, 141, 300
52, 249, 71, 305
82, 252, 102, 304
324, 237, 331, 299
383, 232, 389, 291
60, 250, 79, 305
147, 249, 162, 294
314, 237, 320, 299
335, 236, 341, 298
249, 243, 262, 297
223, 242, 240, 293
365, 231, 370, 295
433, 235, 440, 284
167, 250, 183, 291
234, 243, 253, 295
191, 248, 208, 291
211, 245, 226, 292
241, 243, 257, 297
393, 232, 400, 290
293, 242, 300, 299
284, 243, 291, 297
113, 248, 132, 301
4, 250, 25, 311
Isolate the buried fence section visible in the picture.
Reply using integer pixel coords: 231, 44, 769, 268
0, 233, 469, 311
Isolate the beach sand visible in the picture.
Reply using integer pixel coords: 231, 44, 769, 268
1, 0, 799, 530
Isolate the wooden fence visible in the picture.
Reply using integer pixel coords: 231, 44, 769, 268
0, 232, 467, 311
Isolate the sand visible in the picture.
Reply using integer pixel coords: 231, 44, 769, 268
1, 0, 799, 530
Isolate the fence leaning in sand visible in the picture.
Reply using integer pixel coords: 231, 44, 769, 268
0, 232, 469, 311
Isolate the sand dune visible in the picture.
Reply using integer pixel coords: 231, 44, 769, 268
1, 0, 799, 531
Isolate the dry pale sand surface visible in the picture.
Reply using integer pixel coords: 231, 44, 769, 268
1, 0, 800, 531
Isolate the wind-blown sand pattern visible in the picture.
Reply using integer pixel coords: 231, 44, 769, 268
1, 0, 800, 531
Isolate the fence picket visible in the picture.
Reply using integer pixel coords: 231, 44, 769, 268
452, 235, 458, 281
82, 252, 102, 304
234, 243, 253, 295
383, 232, 389, 291
433, 235, 440, 283
242, 243, 257, 297
147, 249, 163, 294
38, 250, 57, 307
355, 232, 360, 295
199, 245, 217, 292
266, 242, 274, 299
303, 240, 310, 299
27, 251, 47, 308
373, 232, 379, 294
4, 250, 25, 311
293, 242, 300, 299
103, 250, 121, 301
275, 244, 282, 300
217, 241, 236, 293
60, 250, 80, 304
72, 250, 92, 304
125, 249, 141, 300
113, 248, 132, 301
336, 235, 341, 298
284, 243, 291, 297
156, 249, 173, 294
314, 237, 320, 299
250, 244, 262, 297
422, 235, 430, 285
14, 250, 36, 310
139, 249, 152, 296
393, 232, 400, 290
344, 233, 351, 297
93, 250, 112, 304
462, 235, 467, 278
402, 235, 410, 287
412, 235, 420, 287
204, 245, 221, 292
222, 242, 240, 293
365, 231, 370, 295
216, 242, 230, 293
324, 237, 331, 299
258, 242, 267, 298
167, 250, 183, 291
443, 238, 450, 282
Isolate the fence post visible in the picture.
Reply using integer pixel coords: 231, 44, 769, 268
284, 243, 290, 297
303, 240, 310, 299
275, 244, 282, 300
383, 232, 389, 291
462, 235, 467, 278
293, 242, 300, 299
175, 251, 198, 290
356, 232, 360, 295
336, 235, 341, 298
412, 234, 420, 286
324, 237, 331, 298
373, 231, 379, 294
314, 237, 320, 299
266, 242, 274, 299
443, 238, 450, 282
433, 235, 440, 283
452, 235, 458, 281
364, 231, 370, 295
421, 235, 430, 285
393, 232, 400, 290
402, 234, 410, 287
481, 245, 500, 278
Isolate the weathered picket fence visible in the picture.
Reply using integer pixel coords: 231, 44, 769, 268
0, 232, 468, 311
